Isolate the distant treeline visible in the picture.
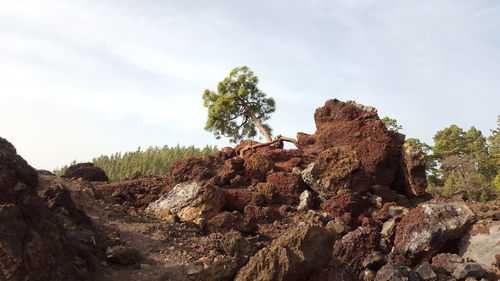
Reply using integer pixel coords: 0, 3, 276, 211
54, 145, 218, 181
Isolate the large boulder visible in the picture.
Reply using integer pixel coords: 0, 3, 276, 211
458, 220, 500, 267
394, 199, 475, 262
298, 99, 427, 196
62, 162, 109, 181
234, 225, 335, 281
145, 181, 225, 224
298, 99, 402, 191
301, 146, 363, 197
0, 137, 95, 281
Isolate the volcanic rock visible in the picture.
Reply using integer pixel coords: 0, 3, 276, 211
62, 162, 109, 181
320, 191, 371, 228
105, 245, 140, 265
234, 225, 335, 281
394, 199, 475, 263
332, 225, 382, 274
301, 146, 362, 197
145, 181, 225, 224
458, 220, 500, 266
94, 175, 174, 210
298, 99, 403, 192
0, 137, 95, 281
205, 211, 257, 234
244, 153, 275, 181
398, 142, 427, 196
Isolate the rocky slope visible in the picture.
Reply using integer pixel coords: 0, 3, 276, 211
1, 99, 498, 281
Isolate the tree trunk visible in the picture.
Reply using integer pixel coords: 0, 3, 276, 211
241, 102, 273, 142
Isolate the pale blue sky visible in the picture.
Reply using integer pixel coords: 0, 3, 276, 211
1, 0, 499, 170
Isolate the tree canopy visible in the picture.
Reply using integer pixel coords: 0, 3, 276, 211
203, 66, 276, 143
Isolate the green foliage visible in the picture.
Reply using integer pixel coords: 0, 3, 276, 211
203, 66, 276, 143
381, 116, 403, 132
429, 122, 499, 201
54, 145, 218, 181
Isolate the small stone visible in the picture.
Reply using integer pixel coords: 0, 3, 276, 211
452, 263, 485, 280
185, 261, 204, 275
297, 190, 314, 211
359, 269, 376, 281
325, 219, 346, 235
381, 218, 397, 238
100, 261, 108, 267
416, 264, 437, 281
362, 251, 386, 270
292, 167, 302, 175
387, 206, 408, 218
371, 195, 383, 208
140, 263, 151, 270
106, 245, 140, 265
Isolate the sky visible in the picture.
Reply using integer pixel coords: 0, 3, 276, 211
0, 0, 499, 170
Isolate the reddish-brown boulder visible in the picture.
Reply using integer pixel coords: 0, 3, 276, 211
62, 162, 109, 181
298, 99, 407, 194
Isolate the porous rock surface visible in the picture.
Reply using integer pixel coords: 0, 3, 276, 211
394, 199, 475, 262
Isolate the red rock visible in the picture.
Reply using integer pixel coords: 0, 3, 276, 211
298, 99, 419, 196
321, 192, 372, 228
244, 205, 282, 224
170, 156, 222, 183
333, 225, 381, 274
266, 172, 306, 204
223, 189, 264, 212
244, 154, 275, 181
94, 175, 174, 210
205, 211, 257, 234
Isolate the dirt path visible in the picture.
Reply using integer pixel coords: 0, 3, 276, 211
39, 176, 218, 281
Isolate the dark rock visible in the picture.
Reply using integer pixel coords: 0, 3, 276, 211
235, 225, 335, 281
106, 245, 140, 265
62, 162, 109, 181
333, 226, 381, 274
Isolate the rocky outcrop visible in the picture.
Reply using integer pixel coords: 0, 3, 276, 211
234, 226, 335, 281
0, 137, 97, 281
62, 162, 109, 181
394, 199, 475, 263
145, 181, 225, 224
298, 99, 403, 192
